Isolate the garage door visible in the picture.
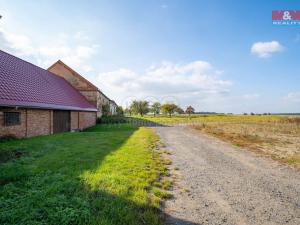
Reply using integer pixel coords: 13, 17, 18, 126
53, 110, 70, 133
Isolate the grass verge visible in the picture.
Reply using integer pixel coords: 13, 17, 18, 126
0, 124, 169, 225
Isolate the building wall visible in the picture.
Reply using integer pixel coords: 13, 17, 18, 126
97, 91, 111, 117
48, 61, 117, 118
80, 91, 97, 107
48, 62, 96, 91
48, 62, 98, 107
0, 108, 27, 138
26, 109, 52, 137
70, 111, 96, 130
70, 111, 79, 130
109, 101, 118, 115
0, 108, 96, 139
79, 112, 97, 129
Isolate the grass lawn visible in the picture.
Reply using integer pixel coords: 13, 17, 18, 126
0, 124, 169, 225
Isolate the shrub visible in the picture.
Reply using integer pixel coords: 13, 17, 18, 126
97, 115, 127, 124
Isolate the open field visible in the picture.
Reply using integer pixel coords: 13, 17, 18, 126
0, 124, 170, 225
132, 114, 284, 125
134, 115, 300, 168
191, 117, 300, 168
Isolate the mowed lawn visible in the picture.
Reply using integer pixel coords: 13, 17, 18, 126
0, 125, 168, 225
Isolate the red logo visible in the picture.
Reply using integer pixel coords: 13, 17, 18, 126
272, 10, 300, 20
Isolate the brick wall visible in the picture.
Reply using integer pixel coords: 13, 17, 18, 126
79, 112, 96, 129
96, 91, 111, 117
48, 62, 98, 107
26, 109, 52, 137
48, 62, 96, 91
0, 108, 27, 138
71, 111, 79, 130
0, 108, 52, 138
0, 108, 96, 138
71, 111, 96, 130
80, 91, 97, 107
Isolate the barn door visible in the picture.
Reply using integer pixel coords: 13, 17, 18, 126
53, 110, 70, 133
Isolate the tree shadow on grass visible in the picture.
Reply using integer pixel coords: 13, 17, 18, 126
0, 126, 134, 224
81, 189, 202, 225
0, 125, 200, 225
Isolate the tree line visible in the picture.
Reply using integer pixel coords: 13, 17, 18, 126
124, 100, 195, 117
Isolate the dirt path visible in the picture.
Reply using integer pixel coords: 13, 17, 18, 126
154, 126, 300, 225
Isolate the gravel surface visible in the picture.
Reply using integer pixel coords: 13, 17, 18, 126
154, 126, 300, 225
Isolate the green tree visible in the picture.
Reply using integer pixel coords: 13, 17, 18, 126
124, 107, 132, 116
185, 106, 195, 116
150, 102, 161, 116
175, 106, 184, 114
116, 106, 124, 115
161, 103, 178, 117
130, 100, 149, 116
102, 104, 110, 116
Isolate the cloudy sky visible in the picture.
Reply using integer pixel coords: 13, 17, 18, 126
0, 0, 299, 113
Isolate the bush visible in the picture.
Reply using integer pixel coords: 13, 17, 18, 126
97, 115, 127, 124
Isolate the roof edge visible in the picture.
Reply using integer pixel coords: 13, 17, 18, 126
0, 100, 97, 112
48, 60, 98, 91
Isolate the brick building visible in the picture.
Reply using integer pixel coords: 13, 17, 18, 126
0, 50, 97, 138
48, 60, 118, 117
109, 99, 118, 115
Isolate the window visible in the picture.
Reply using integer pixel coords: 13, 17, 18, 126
4, 112, 21, 126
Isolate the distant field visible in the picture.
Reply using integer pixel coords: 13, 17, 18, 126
132, 114, 284, 125
133, 115, 300, 168
0, 125, 170, 225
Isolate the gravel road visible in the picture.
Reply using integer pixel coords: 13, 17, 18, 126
154, 126, 300, 225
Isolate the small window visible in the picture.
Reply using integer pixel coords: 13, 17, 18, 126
4, 112, 21, 126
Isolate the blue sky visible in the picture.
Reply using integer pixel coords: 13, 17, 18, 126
0, 0, 299, 113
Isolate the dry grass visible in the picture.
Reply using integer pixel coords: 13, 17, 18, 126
192, 117, 300, 168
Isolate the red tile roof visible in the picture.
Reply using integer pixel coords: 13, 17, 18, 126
0, 50, 97, 111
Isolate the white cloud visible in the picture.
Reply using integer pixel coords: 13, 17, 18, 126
74, 31, 90, 41
284, 92, 300, 103
251, 41, 284, 58
0, 27, 97, 70
81, 65, 94, 73
0, 27, 34, 55
242, 93, 260, 100
97, 61, 232, 109
61, 45, 97, 66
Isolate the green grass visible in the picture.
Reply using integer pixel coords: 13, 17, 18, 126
0, 124, 168, 225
